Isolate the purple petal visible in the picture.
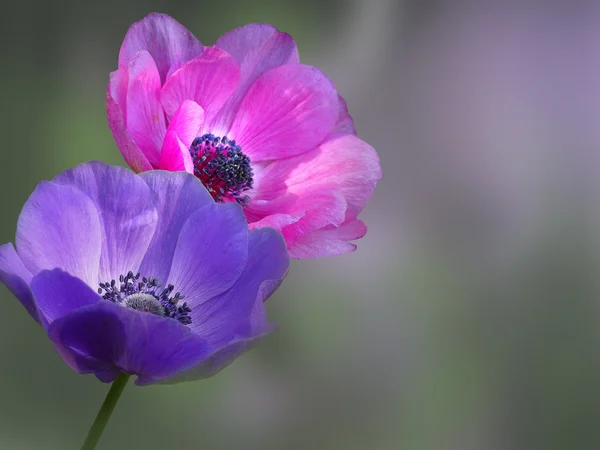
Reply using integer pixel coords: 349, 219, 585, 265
16, 182, 102, 287
189, 227, 289, 344
165, 228, 288, 383
60, 346, 121, 384
30, 269, 101, 328
161, 47, 240, 126
52, 162, 158, 283
161, 323, 276, 383
126, 51, 166, 166
229, 64, 338, 161
211, 24, 300, 132
0, 243, 38, 322
106, 70, 153, 173
47, 301, 213, 385
138, 171, 214, 284
166, 203, 248, 309
119, 13, 204, 83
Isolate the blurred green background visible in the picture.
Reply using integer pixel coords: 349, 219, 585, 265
2, 0, 600, 449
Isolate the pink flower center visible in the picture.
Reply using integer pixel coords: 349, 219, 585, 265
189, 134, 254, 206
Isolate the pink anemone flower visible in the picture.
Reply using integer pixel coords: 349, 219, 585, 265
107, 13, 381, 258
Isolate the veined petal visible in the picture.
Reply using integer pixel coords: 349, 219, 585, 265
52, 162, 158, 283
16, 181, 102, 287
216, 24, 299, 73
229, 64, 338, 161
161, 47, 240, 126
119, 13, 204, 83
255, 134, 381, 218
166, 203, 248, 309
289, 219, 367, 259
126, 51, 166, 166
279, 188, 348, 244
246, 208, 304, 232
211, 24, 300, 132
246, 135, 380, 257
138, 171, 214, 284
189, 227, 289, 343
107, 70, 153, 173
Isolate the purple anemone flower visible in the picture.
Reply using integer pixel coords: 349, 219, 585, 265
0, 162, 289, 385
107, 13, 381, 259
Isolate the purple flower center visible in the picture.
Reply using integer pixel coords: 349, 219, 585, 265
98, 271, 192, 325
189, 134, 254, 206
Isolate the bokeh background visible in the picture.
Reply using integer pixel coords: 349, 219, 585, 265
1, 0, 600, 448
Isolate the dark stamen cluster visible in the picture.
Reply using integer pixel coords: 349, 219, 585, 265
98, 271, 192, 325
189, 134, 254, 205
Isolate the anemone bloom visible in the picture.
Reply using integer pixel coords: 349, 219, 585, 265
0, 162, 289, 386
107, 13, 381, 259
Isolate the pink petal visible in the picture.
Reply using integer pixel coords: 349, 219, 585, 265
211, 24, 300, 132
165, 100, 204, 148
106, 70, 153, 173
161, 47, 240, 126
157, 100, 205, 190
216, 24, 299, 72
331, 95, 357, 135
119, 13, 204, 83
273, 188, 347, 252
289, 220, 367, 259
247, 183, 346, 240
245, 203, 304, 231
126, 51, 167, 167
254, 134, 381, 218
244, 134, 380, 258
159, 131, 194, 173
229, 64, 338, 161
108, 69, 128, 120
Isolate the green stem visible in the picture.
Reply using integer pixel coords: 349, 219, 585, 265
80, 373, 131, 450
